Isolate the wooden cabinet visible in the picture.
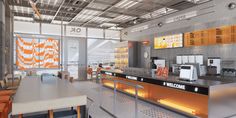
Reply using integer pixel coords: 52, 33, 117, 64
184, 30, 209, 47
231, 26, 236, 42
184, 25, 236, 47
184, 33, 191, 47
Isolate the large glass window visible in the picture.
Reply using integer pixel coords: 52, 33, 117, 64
15, 34, 60, 70
87, 39, 119, 69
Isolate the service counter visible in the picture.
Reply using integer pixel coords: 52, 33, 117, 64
101, 70, 236, 118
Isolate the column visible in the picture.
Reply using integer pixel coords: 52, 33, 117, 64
0, 0, 6, 80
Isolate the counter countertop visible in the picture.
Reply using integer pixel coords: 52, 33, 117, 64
101, 69, 236, 88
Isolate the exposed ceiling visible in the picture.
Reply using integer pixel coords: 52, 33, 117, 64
10, 0, 211, 30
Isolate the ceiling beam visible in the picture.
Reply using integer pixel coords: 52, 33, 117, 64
63, 4, 139, 18
80, 0, 123, 27
68, 0, 96, 23
50, 0, 66, 23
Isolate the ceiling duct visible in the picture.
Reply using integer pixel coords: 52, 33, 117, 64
169, 0, 196, 10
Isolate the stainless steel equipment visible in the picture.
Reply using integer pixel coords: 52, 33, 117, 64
207, 57, 221, 75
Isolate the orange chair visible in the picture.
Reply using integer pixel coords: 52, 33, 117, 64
0, 96, 11, 118
0, 96, 12, 113
0, 103, 8, 118
0, 90, 15, 96
87, 67, 93, 79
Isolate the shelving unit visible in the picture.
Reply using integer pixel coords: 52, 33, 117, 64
115, 47, 129, 69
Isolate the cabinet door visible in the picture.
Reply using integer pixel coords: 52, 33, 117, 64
184, 33, 191, 47
221, 26, 231, 44
201, 30, 209, 46
231, 26, 236, 42
192, 31, 201, 46
208, 28, 217, 45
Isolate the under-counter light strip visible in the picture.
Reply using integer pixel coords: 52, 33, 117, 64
103, 83, 114, 88
124, 89, 145, 97
158, 100, 196, 115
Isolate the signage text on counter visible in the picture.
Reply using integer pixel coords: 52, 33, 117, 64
126, 76, 138, 80
163, 82, 186, 90
105, 72, 113, 76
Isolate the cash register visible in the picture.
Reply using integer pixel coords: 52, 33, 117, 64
179, 65, 198, 81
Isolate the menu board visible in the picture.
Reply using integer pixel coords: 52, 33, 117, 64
154, 34, 183, 49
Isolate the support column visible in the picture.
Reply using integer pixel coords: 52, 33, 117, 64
0, 0, 6, 80
5, 0, 11, 74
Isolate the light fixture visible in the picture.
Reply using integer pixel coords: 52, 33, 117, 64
158, 22, 163, 27
228, 2, 236, 10
158, 99, 196, 115
124, 89, 145, 97
103, 82, 115, 88
28, 0, 42, 20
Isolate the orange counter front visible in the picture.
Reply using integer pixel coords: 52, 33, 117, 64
100, 70, 236, 118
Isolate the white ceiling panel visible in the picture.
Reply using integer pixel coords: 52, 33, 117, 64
112, 15, 137, 23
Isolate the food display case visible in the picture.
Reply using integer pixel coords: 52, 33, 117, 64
115, 47, 129, 69
114, 41, 138, 70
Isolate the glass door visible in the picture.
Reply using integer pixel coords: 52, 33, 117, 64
66, 38, 79, 80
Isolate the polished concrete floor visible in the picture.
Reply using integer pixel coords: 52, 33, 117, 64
72, 81, 189, 118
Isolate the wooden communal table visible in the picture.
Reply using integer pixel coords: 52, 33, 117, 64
12, 76, 87, 118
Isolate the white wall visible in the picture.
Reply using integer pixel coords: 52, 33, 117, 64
14, 21, 40, 34
14, 21, 121, 40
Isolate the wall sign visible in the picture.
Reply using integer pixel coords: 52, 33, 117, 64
66, 26, 86, 37
166, 11, 197, 23
154, 33, 183, 49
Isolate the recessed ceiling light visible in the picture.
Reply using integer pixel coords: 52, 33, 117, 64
228, 2, 236, 10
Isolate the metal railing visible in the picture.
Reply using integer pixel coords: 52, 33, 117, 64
100, 77, 144, 118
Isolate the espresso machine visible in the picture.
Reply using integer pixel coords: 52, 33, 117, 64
207, 57, 221, 75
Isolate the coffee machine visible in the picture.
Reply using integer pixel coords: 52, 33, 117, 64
207, 57, 221, 75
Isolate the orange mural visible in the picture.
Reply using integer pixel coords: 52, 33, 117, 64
16, 34, 60, 70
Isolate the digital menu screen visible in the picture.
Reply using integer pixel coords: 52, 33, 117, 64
154, 33, 183, 49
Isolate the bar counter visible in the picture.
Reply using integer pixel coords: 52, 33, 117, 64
101, 69, 236, 118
